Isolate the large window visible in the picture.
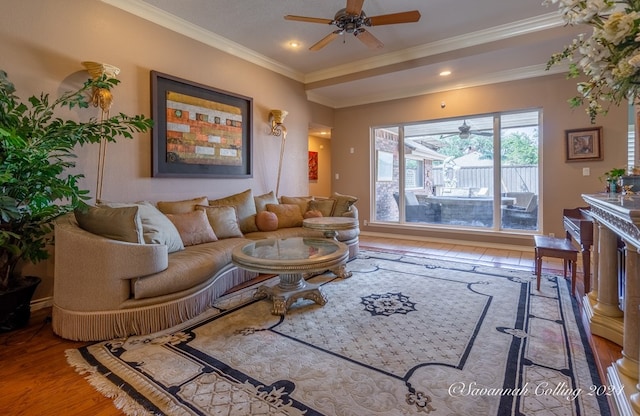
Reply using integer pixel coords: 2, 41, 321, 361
373, 110, 540, 232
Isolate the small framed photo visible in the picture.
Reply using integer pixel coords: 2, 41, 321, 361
565, 127, 603, 162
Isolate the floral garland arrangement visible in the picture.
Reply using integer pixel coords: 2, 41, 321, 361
545, 0, 640, 122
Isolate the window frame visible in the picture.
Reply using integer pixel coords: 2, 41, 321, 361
371, 109, 542, 233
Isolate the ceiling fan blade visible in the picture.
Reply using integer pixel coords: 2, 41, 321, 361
284, 15, 333, 24
345, 0, 365, 15
355, 29, 383, 50
309, 31, 340, 51
367, 10, 421, 26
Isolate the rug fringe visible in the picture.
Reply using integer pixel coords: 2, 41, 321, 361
65, 349, 155, 416
66, 348, 195, 415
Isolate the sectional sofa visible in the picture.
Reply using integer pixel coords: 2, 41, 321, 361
52, 189, 359, 341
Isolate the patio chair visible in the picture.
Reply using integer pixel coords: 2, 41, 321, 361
393, 191, 441, 222
502, 192, 538, 228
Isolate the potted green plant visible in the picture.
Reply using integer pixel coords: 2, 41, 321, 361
0, 69, 152, 331
600, 168, 626, 193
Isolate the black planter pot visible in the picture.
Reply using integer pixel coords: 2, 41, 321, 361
0, 276, 41, 332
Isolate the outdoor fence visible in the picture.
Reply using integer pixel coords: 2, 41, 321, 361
432, 165, 538, 195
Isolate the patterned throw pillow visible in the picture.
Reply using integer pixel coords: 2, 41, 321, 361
165, 210, 218, 246
267, 203, 303, 228
197, 205, 243, 239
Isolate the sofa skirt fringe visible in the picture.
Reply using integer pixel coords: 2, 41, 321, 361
52, 267, 257, 341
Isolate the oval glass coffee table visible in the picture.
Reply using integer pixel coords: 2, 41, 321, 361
232, 237, 349, 315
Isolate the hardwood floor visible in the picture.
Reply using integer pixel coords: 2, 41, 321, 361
0, 235, 621, 415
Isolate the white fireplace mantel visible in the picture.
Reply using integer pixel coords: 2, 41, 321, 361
583, 193, 640, 416
583, 193, 640, 247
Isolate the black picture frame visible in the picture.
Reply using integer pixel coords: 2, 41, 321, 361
151, 71, 253, 178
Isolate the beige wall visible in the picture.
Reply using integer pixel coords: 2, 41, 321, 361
0, 0, 321, 299
2, 0, 630, 300
308, 136, 332, 197
0, 0, 315, 204
331, 74, 628, 246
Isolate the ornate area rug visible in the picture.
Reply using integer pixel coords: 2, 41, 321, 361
66, 249, 610, 415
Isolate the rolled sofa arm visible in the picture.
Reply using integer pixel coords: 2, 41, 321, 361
341, 204, 359, 219
54, 218, 169, 311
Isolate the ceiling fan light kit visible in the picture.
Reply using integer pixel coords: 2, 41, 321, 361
284, 0, 420, 51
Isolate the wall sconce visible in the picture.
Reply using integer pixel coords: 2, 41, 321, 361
82, 61, 120, 112
82, 61, 120, 201
269, 109, 288, 136
269, 110, 288, 196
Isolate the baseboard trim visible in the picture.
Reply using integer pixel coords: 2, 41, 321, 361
360, 230, 534, 252
31, 296, 53, 311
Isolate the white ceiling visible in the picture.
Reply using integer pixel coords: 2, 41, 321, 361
103, 0, 586, 135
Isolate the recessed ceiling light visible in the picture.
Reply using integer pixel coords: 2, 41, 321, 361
289, 41, 301, 48
439, 70, 451, 76
320, 131, 328, 135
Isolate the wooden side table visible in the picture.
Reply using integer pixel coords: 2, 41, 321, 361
533, 235, 578, 296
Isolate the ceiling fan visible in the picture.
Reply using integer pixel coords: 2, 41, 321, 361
284, 0, 421, 51
440, 121, 494, 140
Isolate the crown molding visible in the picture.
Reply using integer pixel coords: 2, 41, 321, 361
306, 63, 570, 109
304, 13, 565, 84
101, 0, 305, 82
101, 1, 570, 110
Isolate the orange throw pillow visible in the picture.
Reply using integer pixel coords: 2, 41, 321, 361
256, 211, 278, 231
303, 210, 323, 219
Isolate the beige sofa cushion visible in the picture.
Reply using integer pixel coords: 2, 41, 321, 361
309, 199, 336, 217
254, 191, 278, 212
74, 205, 144, 244
280, 195, 313, 215
332, 192, 358, 216
303, 210, 323, 219
198, 205, 243, 239
267, 203, 303, 228
136, 202, 184, 253
166, 210, 217, 246
132, 238, 246, 299
209, 189, 258, 234
157, 196, 209, 214
97, 200, 184, 253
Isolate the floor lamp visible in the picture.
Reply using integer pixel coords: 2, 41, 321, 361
82, 61, 120, 201
269, 110, 288, 197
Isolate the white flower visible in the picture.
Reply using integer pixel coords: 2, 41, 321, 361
546, 0, 640, 122
603, 11, 638, 44
628, 53, 640, 67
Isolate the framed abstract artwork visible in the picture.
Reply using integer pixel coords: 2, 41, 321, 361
151, 71, 253, 178
308, 151, 318, 180
565, 127, 603, 162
